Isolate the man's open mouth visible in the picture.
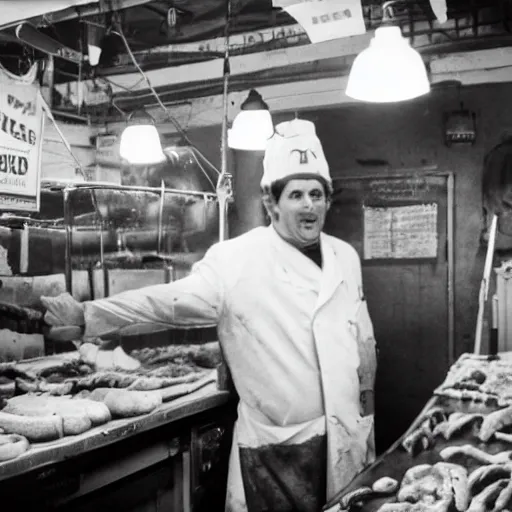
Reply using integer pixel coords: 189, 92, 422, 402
299, 216, 317, 228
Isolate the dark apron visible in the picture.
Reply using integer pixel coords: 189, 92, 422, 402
239, 434, 327, 512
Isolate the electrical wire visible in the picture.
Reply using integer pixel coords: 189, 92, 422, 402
111, 101, 126, 116
113, 24, 171, 114
104, 75, 146, 92
39, 92, 87, 180
106, 33, 219, 191
191, 147, 221, 175
186, 148, 217, 191
111, 21, 222, 176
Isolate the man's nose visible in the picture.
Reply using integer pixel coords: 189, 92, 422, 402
302, 195, 314, 209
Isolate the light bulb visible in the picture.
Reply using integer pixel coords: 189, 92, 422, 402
228, 89, 274, 151
119, 125, 166, 165
88, 44, 102, 66
228, 110, 274, 151
346, 26, 430, 103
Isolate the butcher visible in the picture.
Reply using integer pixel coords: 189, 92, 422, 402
43, 118, 378, 512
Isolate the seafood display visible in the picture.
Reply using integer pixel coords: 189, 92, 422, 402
332, 406, 512, 511
402, 408, 447, 456
327, 354, 512, 512
434, 354, 512, 407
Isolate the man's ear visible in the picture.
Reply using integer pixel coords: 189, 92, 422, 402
261, 193, 272, 215
262, 193, 278, 221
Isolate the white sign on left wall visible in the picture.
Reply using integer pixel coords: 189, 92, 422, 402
0, 70, 44, 212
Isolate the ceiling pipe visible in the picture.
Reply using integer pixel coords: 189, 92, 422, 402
0, 0, 156, 31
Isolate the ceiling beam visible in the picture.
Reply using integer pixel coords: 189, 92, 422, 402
92, 66, 512, 141
74, 32, 370, 98
94, 4, 502, 70
430, 47, 512, 73
56, 38, 512, 114
0, 0, 156, 31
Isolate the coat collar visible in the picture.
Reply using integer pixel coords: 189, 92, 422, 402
316, 232, 345, 312
268, 226, 321, 292
266, 226, 345, 307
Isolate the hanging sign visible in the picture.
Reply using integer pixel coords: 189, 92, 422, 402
0, 70, 44, 212
272, 0, 366, 44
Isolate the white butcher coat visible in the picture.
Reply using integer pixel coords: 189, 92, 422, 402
82, 225, 377, 510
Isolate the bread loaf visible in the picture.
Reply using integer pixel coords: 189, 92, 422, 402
0, 433, 29, 461
0, 411, 63, 441
4, 395, 111, 435
88, 388, 162, 417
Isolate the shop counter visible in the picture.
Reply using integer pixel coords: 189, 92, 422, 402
0, 380, 236, 512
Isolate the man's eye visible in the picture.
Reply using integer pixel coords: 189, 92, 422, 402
290, 192, 302, 199
310, 190, 323, 200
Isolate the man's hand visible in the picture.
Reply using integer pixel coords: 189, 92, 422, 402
42, 325, 85, 342
41, 293, 85, 342
360, 390, 375, 417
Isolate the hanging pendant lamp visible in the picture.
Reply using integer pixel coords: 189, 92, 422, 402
228, 89, 274, 151
119, 110, 166, 165
346, 3, 430, 103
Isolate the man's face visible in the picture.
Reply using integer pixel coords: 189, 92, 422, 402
269, 179, 330, 248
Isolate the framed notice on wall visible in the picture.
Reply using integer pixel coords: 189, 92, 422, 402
363, 203, 438, 260
0, 69, 44, 212
324, 175, 448, 263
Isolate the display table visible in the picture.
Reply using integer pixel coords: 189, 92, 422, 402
0, 382, 236, 511
0, 382, 230, 481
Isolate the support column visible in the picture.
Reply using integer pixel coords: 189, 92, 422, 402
230, 149, 268, 238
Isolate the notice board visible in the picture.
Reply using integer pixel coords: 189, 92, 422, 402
324, 174, 448, 262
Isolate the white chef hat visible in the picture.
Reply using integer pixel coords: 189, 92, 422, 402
261, 119, 332, 191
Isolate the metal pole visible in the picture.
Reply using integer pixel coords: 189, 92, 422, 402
63, 188, 73, 294
98, 214, 106, 299
474, 214, 498, 354
447, 172, 455, 363
217, 0, 233, 243
157, 179, 165, 253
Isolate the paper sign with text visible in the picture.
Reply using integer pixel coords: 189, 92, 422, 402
363, 203, 438, 260
0, 70, 44, 211
273, 0, 366, 43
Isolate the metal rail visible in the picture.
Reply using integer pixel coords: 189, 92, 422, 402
46, 181, 218, 200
